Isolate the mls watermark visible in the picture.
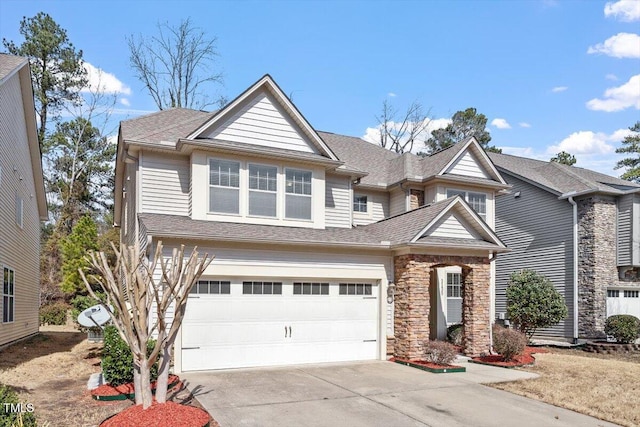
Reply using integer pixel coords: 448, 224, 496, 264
3, 402, 35, 413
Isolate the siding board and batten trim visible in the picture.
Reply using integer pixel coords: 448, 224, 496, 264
494, 172, 574, 338
445, 150, 489, 179
205, 91, 319, 154
0, 67, 41, 346
140, 152, 190, 216
426, 213, 479, 240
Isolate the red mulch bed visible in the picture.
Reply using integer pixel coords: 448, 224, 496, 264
100, 401, 210, 427
471, 346, 548, 367
92, 375, 180, 397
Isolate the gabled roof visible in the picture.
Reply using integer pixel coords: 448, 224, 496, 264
138, 196, 508, 252
488, 152, 640, 197
187, 74, 339, 161
120, 109, 214, 143
0, 54, 47, 220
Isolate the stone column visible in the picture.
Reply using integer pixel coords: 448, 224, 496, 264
393, 255, 431, 359
577, 196, 617, 338
462, 260, 491, 356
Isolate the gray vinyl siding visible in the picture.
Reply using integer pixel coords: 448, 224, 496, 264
389, 187, 406, 217
121, 161, 138, 248
353, 190, 389, 226
494, 173, 574, 339
325, 174, 351, 228
634, 195, 640, 266
140, 152, 190, 216
617, 194, 633, 266
0, 71, 40, 346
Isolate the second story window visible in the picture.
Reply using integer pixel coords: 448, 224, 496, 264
285, 168, 312, 220
249, 164, 277, 217
447, 189, 487, 221
353, 194, 368, 213
210, 159, 240, 214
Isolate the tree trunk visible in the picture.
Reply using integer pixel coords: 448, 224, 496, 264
133, 368, 142, 405
155, 345, 171, 403
135, 355, 153, 409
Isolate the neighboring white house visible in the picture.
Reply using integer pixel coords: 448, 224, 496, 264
0, 54, 48, 347
115, 75, 510, 372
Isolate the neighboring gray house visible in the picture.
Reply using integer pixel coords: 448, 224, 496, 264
490, 152, 640, 341
0, 54, 48, 347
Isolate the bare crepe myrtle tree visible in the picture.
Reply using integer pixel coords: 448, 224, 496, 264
80, 241, 212, 408
377, 99, 431, 154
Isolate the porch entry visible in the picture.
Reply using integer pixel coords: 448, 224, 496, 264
430, 266, 463, 340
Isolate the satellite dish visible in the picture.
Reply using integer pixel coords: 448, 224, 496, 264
77, 304, 111, 328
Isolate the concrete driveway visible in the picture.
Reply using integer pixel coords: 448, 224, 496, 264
182, 360, 617, 427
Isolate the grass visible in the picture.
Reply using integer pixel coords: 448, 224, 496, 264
492, 348, 640, 427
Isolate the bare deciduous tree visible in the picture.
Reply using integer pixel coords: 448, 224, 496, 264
80, 242, 212, 408
377, 99, 431, 154
127, 18, 224, 110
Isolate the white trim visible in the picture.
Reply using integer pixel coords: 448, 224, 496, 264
437, 137, 508, 185
186, 75, 338, 161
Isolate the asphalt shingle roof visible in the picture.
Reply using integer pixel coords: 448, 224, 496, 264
488, 152, 640, 195
0, 54, 27, 82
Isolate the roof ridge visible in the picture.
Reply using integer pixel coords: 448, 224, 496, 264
548, 161, 597, 191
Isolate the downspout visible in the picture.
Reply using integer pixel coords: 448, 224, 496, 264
399, 182, 410, 211
568, 196, 579, 344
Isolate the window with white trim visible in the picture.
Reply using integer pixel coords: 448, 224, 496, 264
248, 164, 277, 217
209, 159, 240, 214
243, 281, 282, 295
293, 282, 329, 295
190, 280, 231, 295
447, 273, 462, 298
3, 267, 15, 323
353, 194, 367, 213
285, 168, 312, 220
446, 189, 487, 220
339, 283, 372, 295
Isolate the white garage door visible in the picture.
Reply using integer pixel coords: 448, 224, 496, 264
181, 280, 379, 371
607, 289, 640, 318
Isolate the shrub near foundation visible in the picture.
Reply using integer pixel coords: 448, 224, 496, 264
605, 314, 640, 344
493, 326, 527, 361
39, 301, 69, 325
102, 325, 158, 386
446, 324, 464, 346
424, 340, 457, 365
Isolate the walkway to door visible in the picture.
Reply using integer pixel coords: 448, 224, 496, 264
182, 360, 617, 427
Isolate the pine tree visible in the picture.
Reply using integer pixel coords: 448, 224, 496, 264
615, 121, 640, 183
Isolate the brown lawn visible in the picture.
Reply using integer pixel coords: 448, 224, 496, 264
0, 327, 214, 427
491, 347, 640, 427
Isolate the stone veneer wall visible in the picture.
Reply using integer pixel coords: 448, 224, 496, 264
577, 196, 618, 338
393, 254, 491, 358
409, 190, 424, 210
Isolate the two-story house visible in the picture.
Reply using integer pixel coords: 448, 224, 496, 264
115, 75, 510, 372
490, 153, 640, 342
0, 54, 48, 347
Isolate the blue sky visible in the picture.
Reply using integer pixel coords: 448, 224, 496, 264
1, 0, 639, 176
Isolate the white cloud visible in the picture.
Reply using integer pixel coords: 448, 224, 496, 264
547, 128, 631, 155
491, 118, 511, 129
82, 62, 131, 95
606, 73, 619, 81
586, 74, 640, 112
519, 122, 531, 128
604, 0, 640, 22
120, 98, 131, 107
587, 33, 640, 59
362, 117, 451, 153
387, 92, 397, 97
551, 86, 568, 93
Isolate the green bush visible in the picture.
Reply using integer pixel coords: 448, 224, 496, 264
423, 340, 457, 365
0, 383, 37, 427
493, 325, 527, 361
102, 325, 158, 386
605, 314, 640, 344
506, 269, 568, 338
39, 301, 69, 325
446, 324, 464, 346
